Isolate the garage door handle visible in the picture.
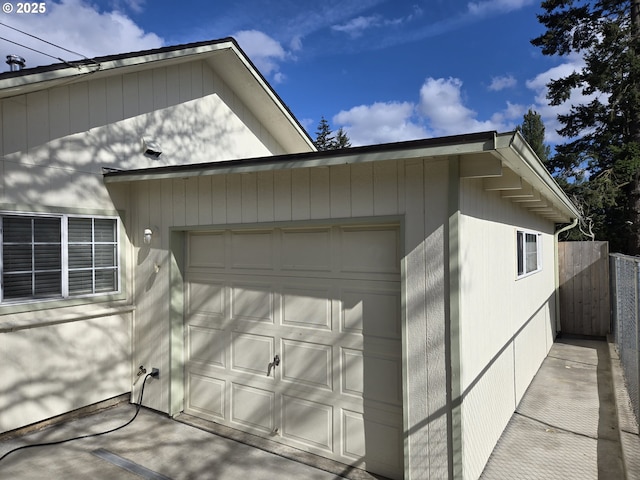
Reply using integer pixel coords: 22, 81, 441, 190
267, 355, 280, 377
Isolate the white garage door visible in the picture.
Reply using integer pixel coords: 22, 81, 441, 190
184, 224, 403, 479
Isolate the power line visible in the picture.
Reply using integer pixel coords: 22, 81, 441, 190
0, 35, 64, 63
0, 21, 100, 69
0, 21, 91, 61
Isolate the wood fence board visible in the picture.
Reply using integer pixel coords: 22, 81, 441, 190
558, 241, 610, 336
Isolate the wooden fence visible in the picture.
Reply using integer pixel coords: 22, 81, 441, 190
558, 241, 611, 337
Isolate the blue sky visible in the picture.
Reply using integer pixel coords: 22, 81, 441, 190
0, 0, 590, 146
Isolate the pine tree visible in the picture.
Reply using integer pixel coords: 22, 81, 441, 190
516, 109, 551, 163
334, 127, 352, 149
314, 116, 335, 151
531, 0, 640, 254
313, 117, 352, 151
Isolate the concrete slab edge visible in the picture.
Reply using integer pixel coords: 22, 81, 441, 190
0, 393, 131, 442
173, 413, 390, 480
607, 336, 640, 480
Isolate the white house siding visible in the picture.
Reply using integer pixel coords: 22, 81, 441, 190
458, 176, 557, 480
0, 60, 289, 434
0, 312, 130, 432
123, 158, 451, 479
0, 60, 285, 208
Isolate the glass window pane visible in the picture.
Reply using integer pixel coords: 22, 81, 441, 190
68, 218, 92, 242
95, 245, 115, 267
34, 218, 61, 242
69, 270, 93, 295
517, 232, 524, 276
3, 273, 32, 299
95, 269, 116, 293
35, 244, 61, 270
3, 245, 32, 272
34, 271, 61, 296
69, 245, 92, 269
94, 219, 116, 242
4, 217, 32, 243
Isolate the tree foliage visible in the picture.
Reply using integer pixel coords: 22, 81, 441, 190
517, 109, 551, 163
313, 116, 351, 151
532, 0, 640, 254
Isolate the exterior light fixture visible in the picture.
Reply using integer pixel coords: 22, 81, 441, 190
143, 228, 153, 245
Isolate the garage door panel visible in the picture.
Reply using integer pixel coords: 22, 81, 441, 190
230, 231, 274, 270
281, 339, 332, 390
186, 280, 224, 319
339, 227, 399, 275
231, 383, 275, 433
188, 232, 225, 268
282, 395, 333, 451
230, 283, 274, 323
341, 289, 400, 338
342, 409, 365, 460
187, 372, 226, 420
185, 224, 402, 479
281, 229, 331, 271
342, 348, 364, 397
282, 286, 332, 330
361, 417, 403, 477
188, 325, 226, 368
363, 355, 402, 406
231, 332, 274, 377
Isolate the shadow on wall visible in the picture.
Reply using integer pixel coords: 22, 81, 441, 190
0, 314, 131, 433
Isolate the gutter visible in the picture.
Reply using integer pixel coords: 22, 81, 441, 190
554, 218, 579, 333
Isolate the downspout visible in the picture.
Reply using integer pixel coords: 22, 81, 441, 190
554, 218, 579, 334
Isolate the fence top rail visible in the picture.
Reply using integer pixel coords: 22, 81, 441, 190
610, 253, 640, 263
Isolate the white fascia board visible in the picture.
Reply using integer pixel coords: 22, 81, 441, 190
222, 43, 316, 153
103, 134, 498, 183
494, 131, 580, 221
0, 42, 236, 98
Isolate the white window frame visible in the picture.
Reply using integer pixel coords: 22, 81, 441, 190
0, 212, 120, 304
516, 229, 542, 279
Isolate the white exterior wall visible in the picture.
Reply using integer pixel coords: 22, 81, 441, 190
458, 177, 557, 480
0, 60, 287, 433
123, 158, 452, 479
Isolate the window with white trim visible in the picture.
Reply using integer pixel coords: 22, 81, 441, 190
517, 230, 542, 277
1, 214, 119, 302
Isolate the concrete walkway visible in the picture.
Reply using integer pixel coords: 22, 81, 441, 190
480, 337, 640, 480
0, 337, 638, 479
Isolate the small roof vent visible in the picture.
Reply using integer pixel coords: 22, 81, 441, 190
6, 55, 26, 72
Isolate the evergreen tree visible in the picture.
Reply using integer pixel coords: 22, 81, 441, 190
314, 116, 335, 151
313, 117, 352, 151
516, 109, 551, 163
334, 127, 352, 149
531, 0, 640, 254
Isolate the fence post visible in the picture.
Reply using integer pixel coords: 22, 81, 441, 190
636, 259, 640, 424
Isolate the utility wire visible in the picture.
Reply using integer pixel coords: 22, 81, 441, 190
0, 21, 94, 62
0, 21, 100, 69
0, 35, 65, 63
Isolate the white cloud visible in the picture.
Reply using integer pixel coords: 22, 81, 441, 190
467, 0, 535, 17
524, 54, 603, 143
331, 16, 381, 38
233, 30, 288, 82
333, 102, 427, 146
333, 77, 525, 145
419, 77, 503, 136
488, 75, 517, 91
0, 0, 163, 68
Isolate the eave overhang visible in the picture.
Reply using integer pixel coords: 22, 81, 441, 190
103, 130, 580, 224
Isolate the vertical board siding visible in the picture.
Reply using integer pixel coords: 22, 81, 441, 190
133, 158, 450, 480
558, 241, 610, 336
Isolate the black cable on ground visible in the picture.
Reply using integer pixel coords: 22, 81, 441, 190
0, 373, 153, 464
